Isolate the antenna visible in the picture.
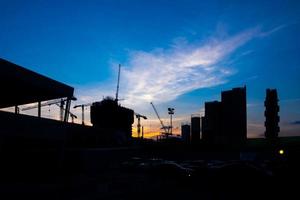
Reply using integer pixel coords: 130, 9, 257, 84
115, 64, 121, 102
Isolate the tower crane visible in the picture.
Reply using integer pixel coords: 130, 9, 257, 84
73, 103, 93, 125
22, 98, 77, 123
150, 102, 171, 137
135, 113, 147, 138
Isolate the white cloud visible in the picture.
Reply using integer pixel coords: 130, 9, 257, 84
120, 27, 259, 108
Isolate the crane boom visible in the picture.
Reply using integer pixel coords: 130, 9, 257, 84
73, 103, 92, 109
150, 102, 168, 133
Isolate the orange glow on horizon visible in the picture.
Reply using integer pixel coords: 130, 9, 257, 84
132, 126, 161, 139
132, 125, 180, 139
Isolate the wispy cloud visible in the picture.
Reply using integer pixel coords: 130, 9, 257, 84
121, 27, 259, 107
258, 24, 288, 37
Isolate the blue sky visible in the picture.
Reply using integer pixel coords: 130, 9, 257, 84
1, 0, 300, 137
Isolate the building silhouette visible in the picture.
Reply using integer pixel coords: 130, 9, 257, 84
202, 101, 222, 144
264, 89, 280, 139
202, 86, 247, 145
90, 97, 134, 144
221, 86, 247, 144
191, 114, 201, 144
181, 123, 191, 144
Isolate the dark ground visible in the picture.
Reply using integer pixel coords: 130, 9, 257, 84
0, 143, 299, 200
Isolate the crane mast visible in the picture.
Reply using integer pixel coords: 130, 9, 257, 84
115, 64, 121, 103
135, 113, 147, 138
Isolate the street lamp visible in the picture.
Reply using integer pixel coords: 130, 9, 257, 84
168, 108, 175, 135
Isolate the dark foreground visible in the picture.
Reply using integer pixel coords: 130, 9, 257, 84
0, 144, 299, 200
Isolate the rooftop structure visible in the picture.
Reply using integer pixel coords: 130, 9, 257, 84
0, 58, 74, 109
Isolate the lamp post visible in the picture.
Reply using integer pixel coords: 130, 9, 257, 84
168, 108, 175, 135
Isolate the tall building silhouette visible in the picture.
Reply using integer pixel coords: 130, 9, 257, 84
191, 114, 201, 144
221, 86, 247, 143
264, 89, 280, 138
181, 123, 191, 144
202, 86, 247, 145
202, 101, 221, 144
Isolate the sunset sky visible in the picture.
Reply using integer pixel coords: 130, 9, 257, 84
1, 0, 300, 138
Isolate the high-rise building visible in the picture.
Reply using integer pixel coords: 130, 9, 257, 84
181, 123, 191, 144
264, 89, 280, 138
201, 86, 247, 145
202, 101, 222, 144
221, 86, 247, 143
191, 114, 201, 144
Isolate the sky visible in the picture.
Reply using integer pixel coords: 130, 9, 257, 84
1, 0, 300, 138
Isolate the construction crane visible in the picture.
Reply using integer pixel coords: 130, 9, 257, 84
115, 64, 121, 103
135, 113, 147, 138
150, 102, 171, 136
22, 98, 77, 122
73, 103, 93, 125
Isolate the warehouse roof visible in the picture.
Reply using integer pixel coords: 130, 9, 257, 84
0, 58, 74, 108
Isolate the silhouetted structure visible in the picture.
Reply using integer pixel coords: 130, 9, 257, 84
90, 97, 134, 144
202, 87, 247, 145
221, 86, 247, 144
135, 113, 147, 138
181, 123, 191, 144
0, 58, 130, 148
191, 114, 200, 144
265, 89, 280, 139
0, 58, 74, 121
0, 58, 93, 148
202, 101, 222, 144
